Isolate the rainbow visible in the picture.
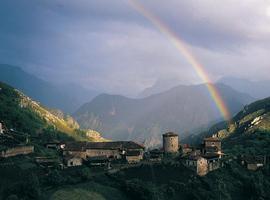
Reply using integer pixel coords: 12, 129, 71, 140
128, 0, 230, 121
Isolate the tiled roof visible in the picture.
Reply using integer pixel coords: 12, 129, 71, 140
163, 132, 178, 137
64, 141, 144, 151
204, 137, 220, 142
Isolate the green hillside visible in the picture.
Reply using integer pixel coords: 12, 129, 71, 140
108, 98, 270, 200
0, 64, 99, 113
0, 81, 106, 144
184, 97, 270, 148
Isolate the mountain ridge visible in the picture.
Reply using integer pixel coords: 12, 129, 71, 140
0, 64, 99, 113
74, 83, 254, 147
0, 81, 106, 143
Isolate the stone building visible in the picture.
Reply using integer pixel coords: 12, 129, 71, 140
184, 153, 221, 176
203, 137, 221, 155
0, 146, 34, 158
241, 155, 266, 171
63, 141, 144, 164
125, 150, 143, 164
163, 132, 179, 153
183, 136, 223, 176
63, 156, 83, 167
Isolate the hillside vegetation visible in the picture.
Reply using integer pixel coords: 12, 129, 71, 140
186, 97, 270, 155
0, 82, 106, 143
109, 98, 270, 200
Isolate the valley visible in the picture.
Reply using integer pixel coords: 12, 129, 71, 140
0, 81, 270, 200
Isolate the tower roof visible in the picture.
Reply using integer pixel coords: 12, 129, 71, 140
204, 137, 220, 142
163, 132, 178, 137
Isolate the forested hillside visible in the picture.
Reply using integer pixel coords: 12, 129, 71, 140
0, 82, 105, 144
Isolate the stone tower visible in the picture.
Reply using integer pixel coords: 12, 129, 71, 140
163, 132, 179, 153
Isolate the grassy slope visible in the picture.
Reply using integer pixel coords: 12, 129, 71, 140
49, 181, 128, 200
0, 82, 108, 198
0, 81, 105, 142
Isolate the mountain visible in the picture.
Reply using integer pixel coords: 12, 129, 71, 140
138, 78, 183, 98
186, 97, 270, 154
0, 81, 105, 143
74, 83, 254, 147
0, 64, 99, 113
218, 76, 270, 99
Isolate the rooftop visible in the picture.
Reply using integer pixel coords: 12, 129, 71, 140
64, 141, 145, 152
163, 132, 178, 137
242, 155, 266, 164
204, 137, 220, 142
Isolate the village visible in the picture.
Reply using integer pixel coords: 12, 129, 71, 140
0, 121, 268, 177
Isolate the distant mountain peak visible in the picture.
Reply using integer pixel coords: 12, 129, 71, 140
74, 83, 254, 148
0, 64, 100, 113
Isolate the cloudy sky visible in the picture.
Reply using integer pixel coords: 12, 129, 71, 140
0, 0, 270, 95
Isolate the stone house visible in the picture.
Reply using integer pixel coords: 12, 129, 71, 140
63, 156, 83, 167
63, 141, 144, 163
125, 150, 143, 164
241, 155, 266, 171
203, 137, 222, 155
184, 153, 221, 176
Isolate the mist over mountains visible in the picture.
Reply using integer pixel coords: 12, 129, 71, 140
218, 77, 270, 100
0, 64, 99, 113
3, 64, 269, 148
74, 83, 254, 147
138, 78, 185, 98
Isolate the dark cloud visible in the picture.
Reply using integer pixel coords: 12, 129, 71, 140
0, 0, 270, 95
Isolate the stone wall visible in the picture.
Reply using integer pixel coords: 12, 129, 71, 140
86, 149, 121, 159
197, 157, 208, 176
0, 146, 34, 158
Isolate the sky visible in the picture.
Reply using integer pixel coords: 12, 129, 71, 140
0, 0, 270, 95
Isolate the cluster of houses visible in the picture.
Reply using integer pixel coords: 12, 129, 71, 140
61, 141, 145, 167
0, 120, 268, 176
58, 132, 225, 176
